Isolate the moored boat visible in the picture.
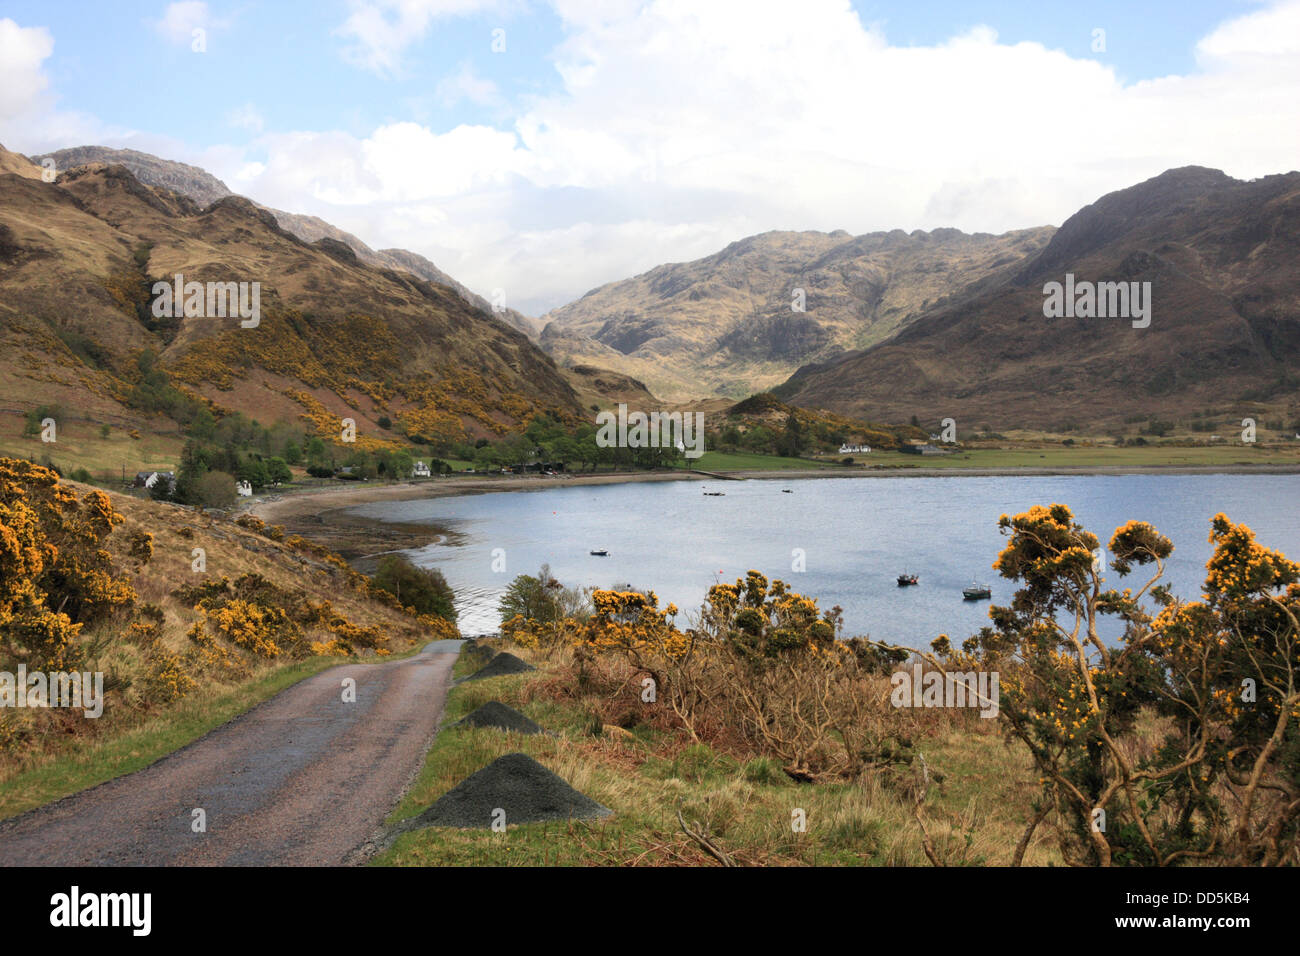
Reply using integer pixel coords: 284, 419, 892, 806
962, 583, 992, 600
897, 574, 918, 586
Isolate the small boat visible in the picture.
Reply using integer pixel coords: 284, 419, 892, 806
781, 489, 793, 493
897, 574, 918, 587
962, 583, 992, 600
703, 491, 725, 496
590, 549, 609, 557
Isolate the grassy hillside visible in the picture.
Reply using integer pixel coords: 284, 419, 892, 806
0, 460, 456, 819
0, 146, 581, 469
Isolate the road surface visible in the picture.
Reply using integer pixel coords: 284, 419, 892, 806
0, 640, 461, 865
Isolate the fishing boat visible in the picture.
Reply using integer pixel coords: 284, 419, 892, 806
897, 573, 918, 587
590, 549, 609, 557
962, 583, 992, 600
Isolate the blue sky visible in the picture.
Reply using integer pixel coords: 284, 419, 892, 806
2, 0, 1238, 148
1, 1, 1297, 313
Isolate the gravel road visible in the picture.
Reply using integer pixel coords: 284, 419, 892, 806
0, 640, 462, 866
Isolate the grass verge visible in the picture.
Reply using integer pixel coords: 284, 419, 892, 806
0, 655, 346, 822
373, 642, 1057, 867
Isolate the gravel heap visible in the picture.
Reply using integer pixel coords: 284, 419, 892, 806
464, 652, 535, 680
413, 753, 612, 828
456, 701, 543, 735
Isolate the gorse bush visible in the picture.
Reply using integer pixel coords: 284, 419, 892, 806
501, 504, 1299, 866
0, 459, 136, 671
929, 504, 1299, 866
506, 569, 921, 781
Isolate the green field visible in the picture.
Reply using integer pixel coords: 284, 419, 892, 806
850, 443, 1300, 471
683, 450, 839, 471
0, 413, 184, 483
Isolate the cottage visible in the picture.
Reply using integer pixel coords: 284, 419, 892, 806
132, 471, 175, 492
838, 444, 871, 455
412, 461, 432, 477
235, 480, 253, 497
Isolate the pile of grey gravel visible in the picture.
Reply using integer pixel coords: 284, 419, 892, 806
464, 651, 534, 680
413, 753, 612, 829
457, 701, 543, 735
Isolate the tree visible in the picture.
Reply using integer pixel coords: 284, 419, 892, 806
498, 568, 564, 625
265, 457, 293, 485
194, 470, 237, 509
305, 436, 328, 466
172, 440, 208, 505
188, 405, 217, 442
776, 412, 805, 458
371, 555, 456, 621
237, 457, 270, 489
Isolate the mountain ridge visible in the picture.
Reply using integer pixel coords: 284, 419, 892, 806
540, 224, 1054, 401
0, 145, 580, 450
29, 145, 541, 340
777, 166, 1300, 429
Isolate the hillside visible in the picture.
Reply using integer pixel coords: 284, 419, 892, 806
778, 167, 1300, 431
0, 145, 580, 454
29, 145, 540, 339
539, 226, 1054, 401
0, 458, 455, 811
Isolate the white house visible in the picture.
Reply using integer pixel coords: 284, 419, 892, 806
412, 461, 432, 478
838, 444, 871, 455
235, 480, 253, 497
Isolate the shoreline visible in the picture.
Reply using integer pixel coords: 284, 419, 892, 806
246, 463, 1300, 561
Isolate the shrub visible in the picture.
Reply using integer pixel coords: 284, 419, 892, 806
370, 554, 456, 622
0, 458, 136, 670
194, 470, 236, 508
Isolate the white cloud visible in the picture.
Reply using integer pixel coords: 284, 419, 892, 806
434, 63, 502, 108
151, 1, 213, 47
1196, 0, 1300, 60
0, 18, 52, 119
335, 0, 509, 75
227, 103, 265, 133
12, 1, 1300, 316
0, 18, 126, 153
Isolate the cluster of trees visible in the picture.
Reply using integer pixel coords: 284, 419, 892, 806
448, 414, 687, 473
711, 411, 905, 458
302, 443, 451, 481
161, 405, 310, 507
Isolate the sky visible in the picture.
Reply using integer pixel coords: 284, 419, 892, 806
1, 0, 1298, 315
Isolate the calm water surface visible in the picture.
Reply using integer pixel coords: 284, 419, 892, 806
349, 474, 1300, 648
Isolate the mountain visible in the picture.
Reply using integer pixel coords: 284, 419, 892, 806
777, 167, 1300, 430
29, 145, 540, 339
539, 225, 1054, 401
0, 144, 580, 446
